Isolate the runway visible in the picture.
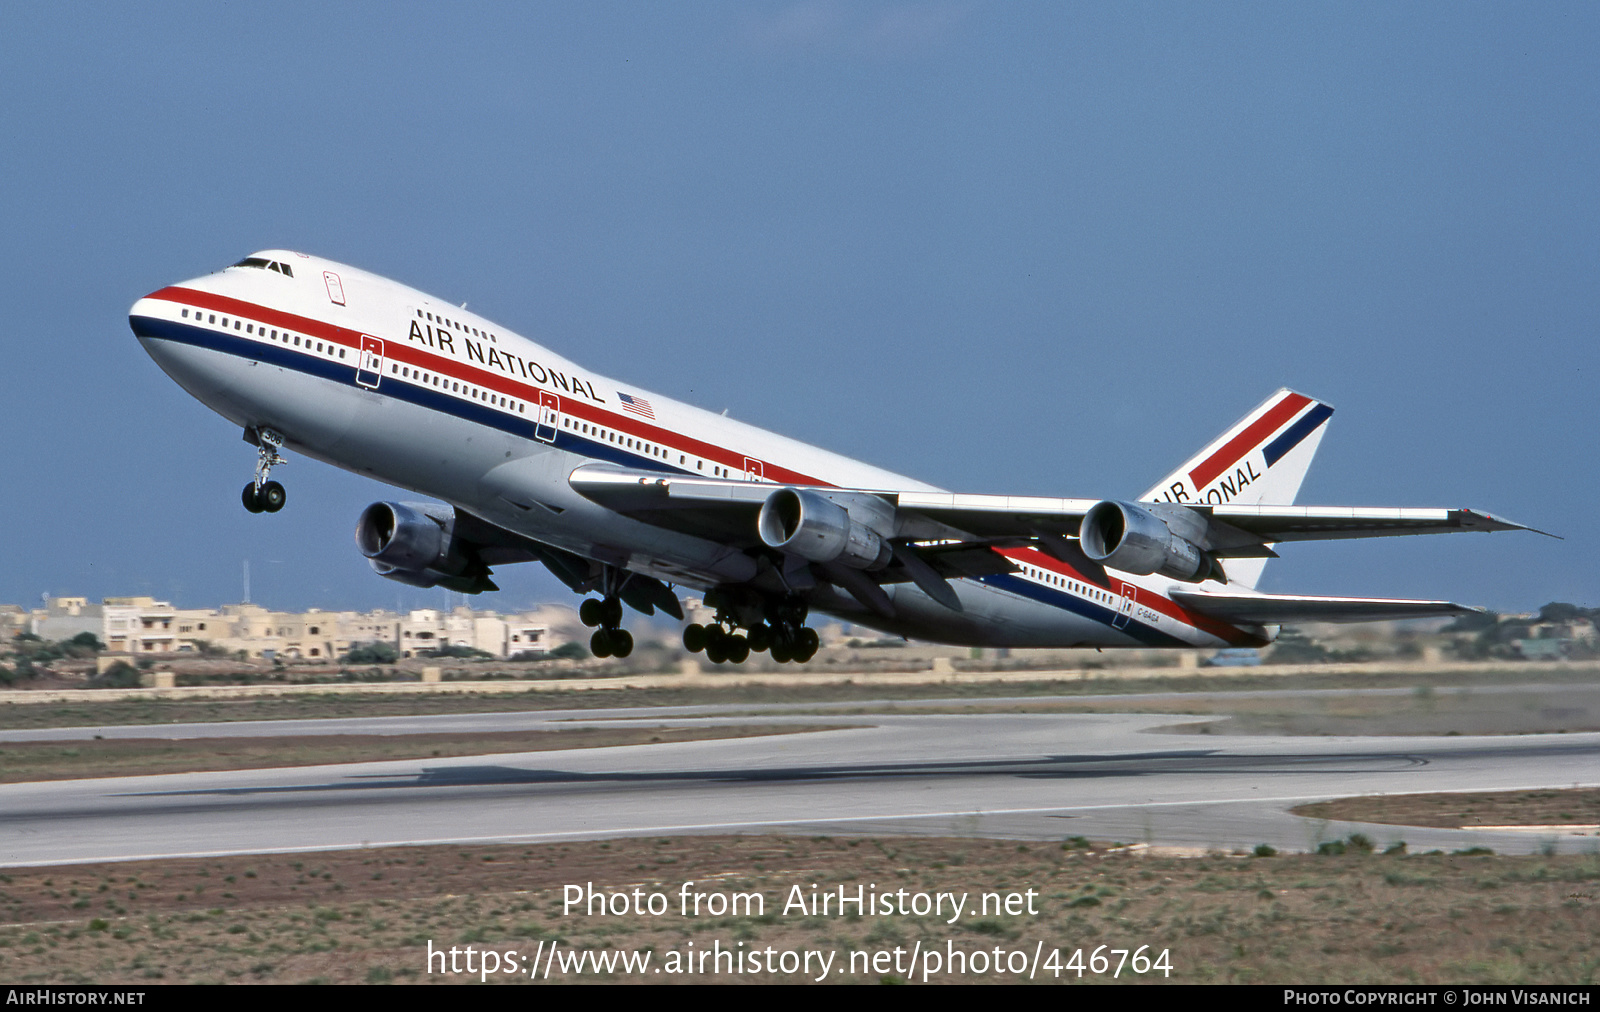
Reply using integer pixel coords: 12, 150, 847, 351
2, 701, 1598, 867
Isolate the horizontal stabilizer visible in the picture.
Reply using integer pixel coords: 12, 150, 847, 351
1171, 590, 1480, 625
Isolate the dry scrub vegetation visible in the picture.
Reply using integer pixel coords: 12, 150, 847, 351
0, 836, 1595, 985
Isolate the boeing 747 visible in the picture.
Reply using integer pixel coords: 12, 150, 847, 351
129, 251, 1539, 663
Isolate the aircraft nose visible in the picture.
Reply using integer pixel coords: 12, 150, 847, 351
129, 287, 187, 365
129, 292, 164, 340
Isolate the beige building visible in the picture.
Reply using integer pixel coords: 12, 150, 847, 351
24, 596, 557, 661
0, 605, 30, 647
36, 596, 188, 654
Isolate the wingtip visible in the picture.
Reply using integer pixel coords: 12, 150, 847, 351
1505, 518, 1562, 540
1465, 510, 1560, 540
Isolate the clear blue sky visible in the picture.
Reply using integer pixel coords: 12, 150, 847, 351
1, 2, 1594, 615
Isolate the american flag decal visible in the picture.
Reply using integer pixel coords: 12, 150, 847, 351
618, 392, 655, 419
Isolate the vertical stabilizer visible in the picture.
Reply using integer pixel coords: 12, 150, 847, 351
1140, 388, 1334, 588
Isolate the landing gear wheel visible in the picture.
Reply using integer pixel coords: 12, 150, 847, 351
704, 631, 729, 665
769, 635, 793, 664
746, 624, 771, 653
682, 624, 707, 653
260, 480, 286, 513
601, 597, 624, 627
589, 628, 613, 658
725, 635, 750, 664
580, 600, 604, 627
242, 483, 264, 513
609, 629, 633, 659
798, 627, 820, 655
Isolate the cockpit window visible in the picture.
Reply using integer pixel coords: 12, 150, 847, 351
231, 257, 293, 277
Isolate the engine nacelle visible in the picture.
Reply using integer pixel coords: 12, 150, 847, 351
757, 488, 893, 570
1079, 500, 1212, 582
355, 501, 465, 588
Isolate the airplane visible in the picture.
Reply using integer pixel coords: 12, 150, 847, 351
128, 250, 1542, 664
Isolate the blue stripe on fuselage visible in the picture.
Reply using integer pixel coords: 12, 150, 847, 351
980, 572, 1189, 647
129, 315, 681, 474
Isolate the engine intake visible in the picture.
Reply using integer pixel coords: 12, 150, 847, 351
757, 488, 893, 570
1079, 500, 1212, 582
356, 501, 473, 589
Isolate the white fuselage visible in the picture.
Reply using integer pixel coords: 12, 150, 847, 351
129, 251, 1265, 650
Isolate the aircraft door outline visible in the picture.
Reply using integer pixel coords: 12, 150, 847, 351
1113, 582, 1136, 629
536, 390, 561, 443
356, 335, 384, 389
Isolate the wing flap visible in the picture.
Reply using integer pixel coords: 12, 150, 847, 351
567, 463, 769, 544
893, 491, 1100, 538
1171, 589, 1480, 625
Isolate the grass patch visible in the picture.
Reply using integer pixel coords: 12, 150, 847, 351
0, 725, 855, 783
3, 668, 1598, 732
1295, 789, 1600, 830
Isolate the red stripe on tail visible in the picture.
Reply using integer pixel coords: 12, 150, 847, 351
1188, 392, 1310, 490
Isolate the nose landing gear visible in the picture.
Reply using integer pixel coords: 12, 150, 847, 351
241, 428, 288, 514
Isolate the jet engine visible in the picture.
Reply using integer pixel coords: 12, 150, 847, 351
757, 488, 893, 570
1078, 500, 1213, 582
356, 501, 480, 590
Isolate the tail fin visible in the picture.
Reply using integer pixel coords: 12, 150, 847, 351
1140, 388, 1334, 588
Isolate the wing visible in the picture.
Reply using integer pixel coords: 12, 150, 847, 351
566, 461, 1543, 619
567, 462, 1544, 555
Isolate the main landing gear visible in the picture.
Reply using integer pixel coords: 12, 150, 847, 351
683, 593, 819, 665
241, 428, 288, 514
580, 595, 633, 659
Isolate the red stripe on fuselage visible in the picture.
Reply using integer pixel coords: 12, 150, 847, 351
996, 546, 1260, 645
1187, 392, 1311, 491
144, 286, 827, 486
